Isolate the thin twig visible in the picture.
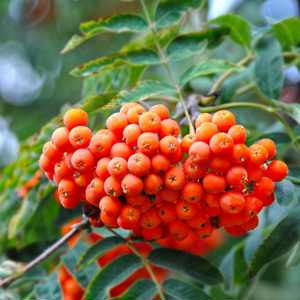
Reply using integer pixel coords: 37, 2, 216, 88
139, 0, 195, 134
108, 228, 166, 300
0, 218, 90, 289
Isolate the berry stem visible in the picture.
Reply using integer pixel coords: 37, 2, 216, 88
139, 0, 195, 135
108, 228, 166, 300
0, 218, 89, 289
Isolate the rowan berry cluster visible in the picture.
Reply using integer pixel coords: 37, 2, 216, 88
39, 103, 288, 248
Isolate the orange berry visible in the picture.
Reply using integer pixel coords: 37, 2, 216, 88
101, 210, 118, 227
247, 164, 264, 182
253, 176, 275, 197
265, 160, 288, 182
106, 112, 128, 134
104, 176, 122, 197
168, 220, 190, 240
173, 230, 197, 250
99, 196, 122, 217
196, 223, 213, 239
127, 104, 145, 124
249, 144, 269, 165
183, 158, 207, 179
123, 124, 141, 146
42, 141, 61, 160
158, 203, 177, 223
128, 153, 151, 176
226, 166, 248, 190
232, 144, 250, 165
209, 132, 234, 155
220, 192, 245, 214
212, 110, 236, 132
137, 132, 160, 156
140, 209, 161, 229
138, 112, 161, 133
118, 205, 141, 229
149, 104, 170, 120
160, 136, 180, 156
126, 194, 150, 207
95, 157, 111, 179
39, 154, 54, 172
85, 178, 105, 207
203, 174, 226, 194
257, 138, 277, 159
71, 149, 95, 171
158, 188, 180, 203
195, 113, 212, 128
160, 119, 180, 137
73, 172, 91, 187
224, 226, 247, 237
151, 154, 170, 174
196, 122, 219, 143
181, 134, 196, 153
241, 215, 259, 231
176, 200, 198, 220
89, 132, 113, 158
63, 108, 88, 130
107, 157, 128, 178
110, 142, 133, 160
120, 102, 138, 114
165, 167, 185, 191
182, 182, 204, 203
52, 127, 71, 150
142, 226, 163, 241
245, 196, 263, 217
188, 213, 210, 229
228, 124, 246, 144
121, 174, 144, 196
189, 141, 211, 162
209, 156, 231, 175
69, 126, 92, 149
54, 159, 72, 182
144, 174, 163, 195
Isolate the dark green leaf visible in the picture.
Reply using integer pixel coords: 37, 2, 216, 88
167, 28, 229, 61
62, 242, 99, 288
85, 254, 142, 300
155, 0, 204, 28
149, 248, 223, 285
254, 38, 283, 99
164, 278, 210, 300
77, 236, 124, 269
117, 279, 156, 300
276, 179, 296, 206
116, 80, 176, 104
272, 17, 300, 50
249, 207, 300, 277
81, 93, 116, 113
80, 14, 147, 35
179, 59, 241, 86
34, 273, 61, 300
209, 14, 252, 48
62, 15, 147, 54
279, 102, 300, 125
209, 287, 235, 300
71, 49, 159, 78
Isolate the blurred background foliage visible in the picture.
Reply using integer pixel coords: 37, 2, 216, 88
0, 1, 300, 299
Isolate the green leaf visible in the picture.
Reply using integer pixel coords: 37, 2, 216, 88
62, 15, 147, 54
272, 17, 300, 50
163, 278, 211, 300
254, 38, 284, 99
116, 80, 176, 104
71, 49, 159, 78
85, 254, 142, 300
249, 207, 300, 277
149, 248, 223, 285
62, 242, 99, 288
179, 59, 241, 86
77, 236, 124, 269
276, 179, 296, 206
81, 93, 117, 113
167, 28, 229, 61
209, 14, 252, 48
80, 14, 147, 35
34, 273, 61, 300
117, 279, 157, 300
244, 230, 264, 265
155, 0, 204, 28
279, 102, 300, 125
